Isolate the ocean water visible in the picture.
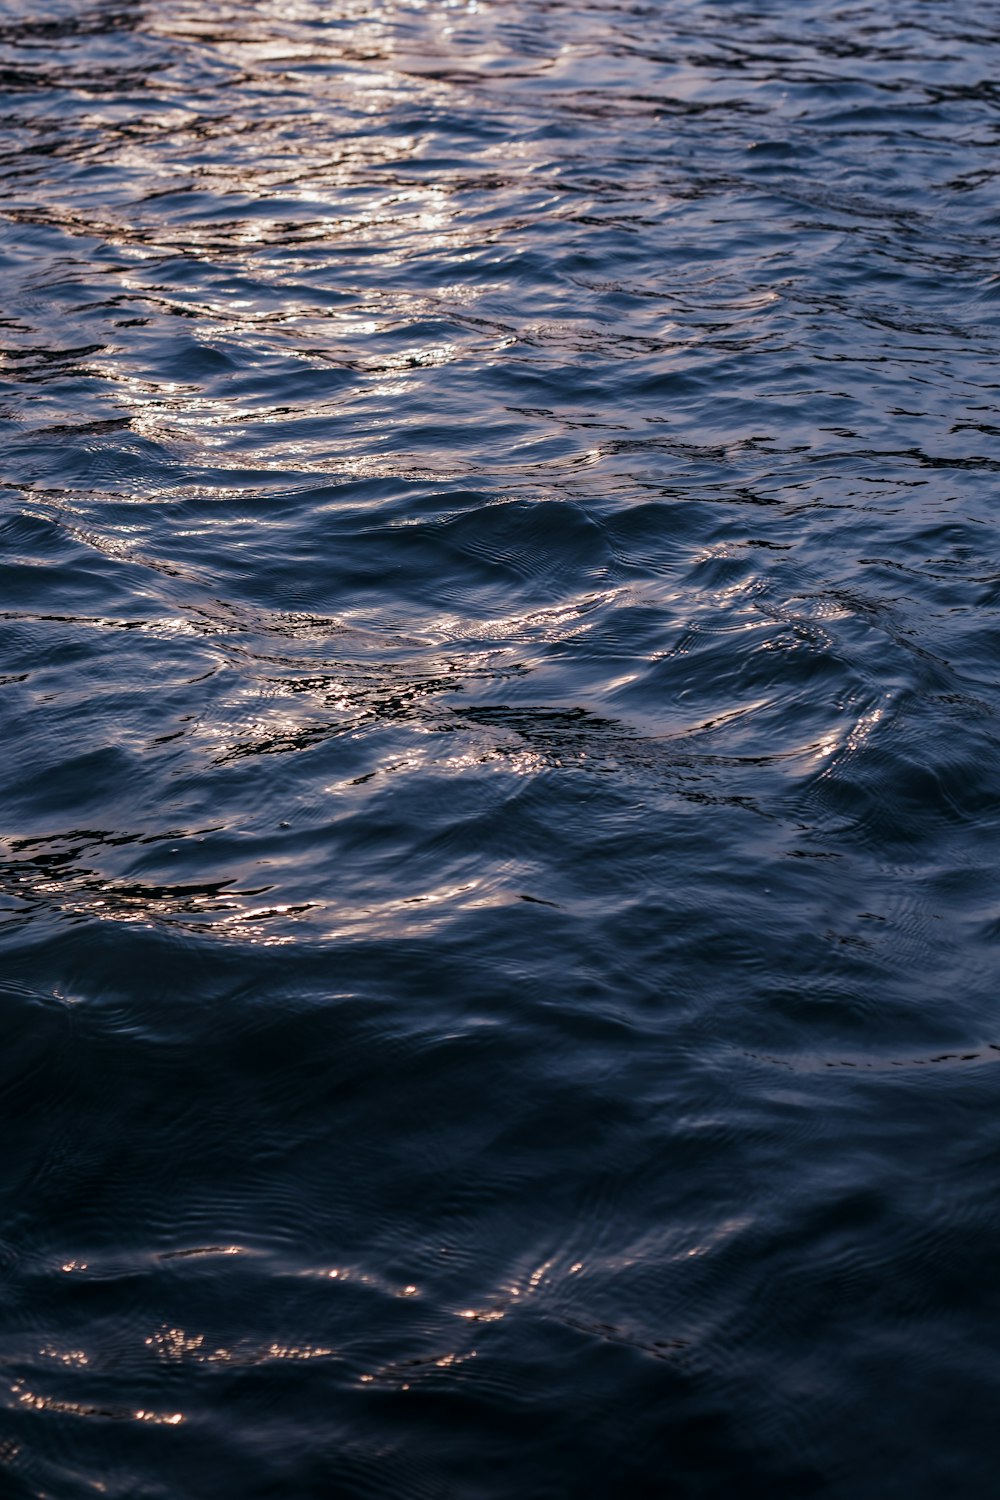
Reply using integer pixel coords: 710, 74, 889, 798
2, 1, 1000, 1494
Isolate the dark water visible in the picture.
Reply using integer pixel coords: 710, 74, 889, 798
2, 1, 1000, 1494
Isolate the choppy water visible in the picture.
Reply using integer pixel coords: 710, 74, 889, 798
2, 0, 1000, 1494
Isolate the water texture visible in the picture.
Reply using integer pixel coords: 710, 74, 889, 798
2, 0, 999, 1494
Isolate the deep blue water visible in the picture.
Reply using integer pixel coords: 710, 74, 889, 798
2, 1, 1000, 1494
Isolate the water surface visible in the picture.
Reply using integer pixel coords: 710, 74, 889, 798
2, 1, 1000, 1494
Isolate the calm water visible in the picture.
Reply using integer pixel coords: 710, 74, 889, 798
2, 1, 1000, 1494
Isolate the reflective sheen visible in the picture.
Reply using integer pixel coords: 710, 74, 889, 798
2, 0, 1000, 1495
